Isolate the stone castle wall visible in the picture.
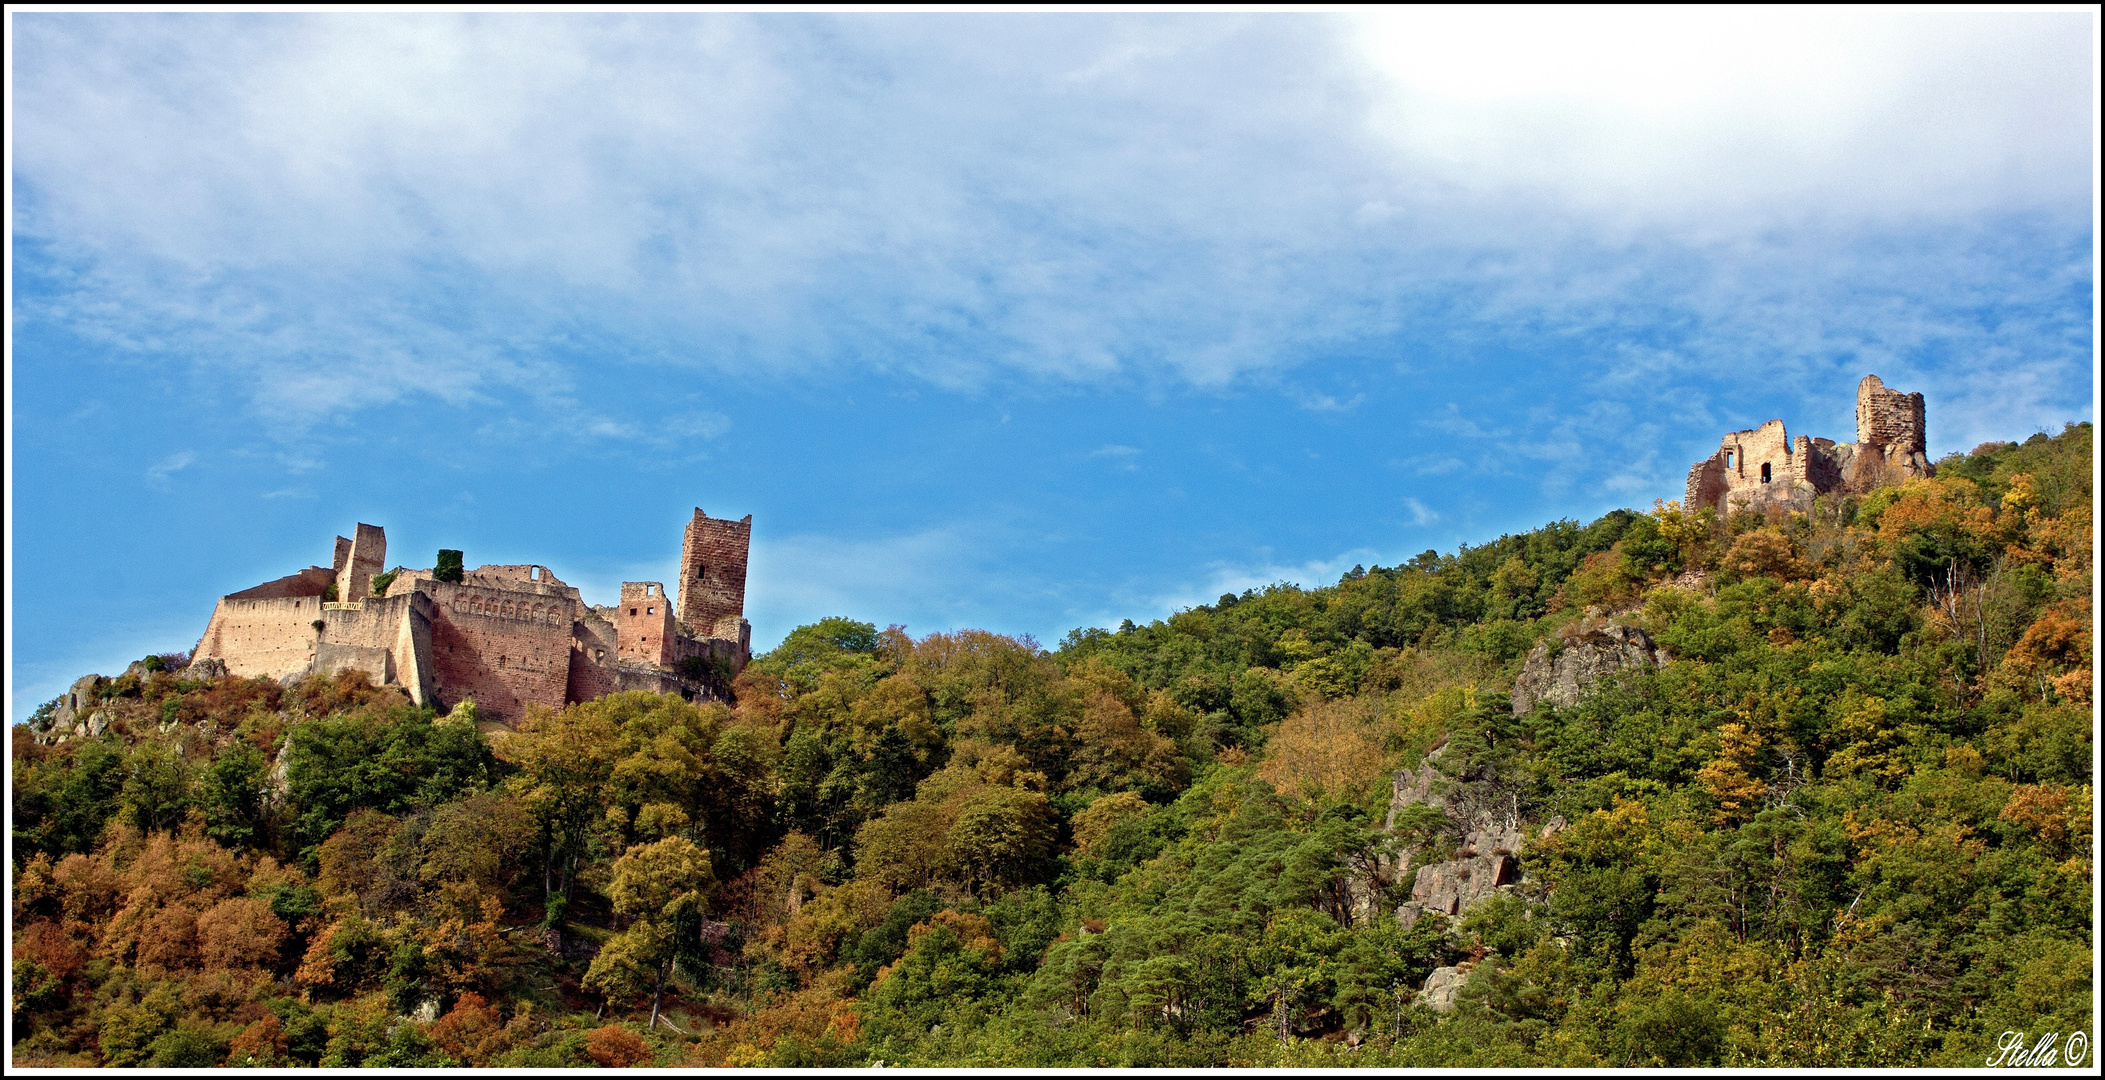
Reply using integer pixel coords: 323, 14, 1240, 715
568, 613, 621, 705
196, 594, 325, 680
419, 576, 583, 720
1856, 374, 1926, 456
342, 522, 387, 602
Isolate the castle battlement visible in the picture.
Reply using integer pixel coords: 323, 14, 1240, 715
190, 507, 752, 721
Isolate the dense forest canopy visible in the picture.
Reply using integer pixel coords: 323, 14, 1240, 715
12, 422, 2094, 1067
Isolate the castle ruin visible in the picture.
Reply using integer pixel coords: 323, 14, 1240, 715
1683, 374, 1932, 516
189, 507, 753, 722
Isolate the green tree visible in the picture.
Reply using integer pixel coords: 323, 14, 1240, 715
585, 836, 718, 1030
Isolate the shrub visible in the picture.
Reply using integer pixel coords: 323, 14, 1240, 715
147, 1024, 227, 1068
434, 550, 465, 584
585, 1024, 653, 1067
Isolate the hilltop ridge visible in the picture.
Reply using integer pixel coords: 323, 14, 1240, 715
12, 419, 2093, 1068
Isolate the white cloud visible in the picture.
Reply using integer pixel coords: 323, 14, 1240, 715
145, 450, 196, 483
1346, 9, 2095, 224
10, 11, 2092, 440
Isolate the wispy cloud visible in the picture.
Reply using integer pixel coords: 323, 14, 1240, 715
145, 450, 195, 484
1290, 389, 1366, 413
1091, 546, 1386, 632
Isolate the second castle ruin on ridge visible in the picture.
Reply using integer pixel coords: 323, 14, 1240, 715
1684, 374, 1932, 516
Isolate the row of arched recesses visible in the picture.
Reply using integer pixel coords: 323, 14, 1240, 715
451, 591, 564, 625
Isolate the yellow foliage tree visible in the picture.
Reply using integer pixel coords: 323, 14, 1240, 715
1256, 697, 1388, 800
1695, 722, 1767, 825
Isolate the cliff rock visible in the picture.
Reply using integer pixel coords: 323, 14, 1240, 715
1418, 965, 1471, 1011
1510, 625, 1665, 717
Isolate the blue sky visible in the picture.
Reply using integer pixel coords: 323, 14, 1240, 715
7, 11, 2097, 720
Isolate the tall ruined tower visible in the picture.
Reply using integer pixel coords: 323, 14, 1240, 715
1855, 374, 1927, 459
678, 509, 751, 638
335, 523, 387, 601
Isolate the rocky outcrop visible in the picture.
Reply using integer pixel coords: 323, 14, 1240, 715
1510, 625, 1665, 717
180, 657, 229, 680
1394, 815, 1531, 931
1380, 743, 1573, 1010
1400, 835, 1521, 923
1418, 964, 1472, 1011
33, 675, 109, 745
1383, 741, 1537, 929
267, 736, 295, 804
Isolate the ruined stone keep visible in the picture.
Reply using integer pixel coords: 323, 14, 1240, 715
189, 507, 754, 721
1683, 374, 1932, 516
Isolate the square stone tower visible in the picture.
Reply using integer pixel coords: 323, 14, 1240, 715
340, 523, 387, 601
1855, 374, 1927, 459
678, 509, 751, 637
617, 581, 678, 667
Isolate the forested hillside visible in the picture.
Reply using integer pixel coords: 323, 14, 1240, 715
12, 423, 2093, 1068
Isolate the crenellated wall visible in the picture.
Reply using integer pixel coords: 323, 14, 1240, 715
417, 575, 583, 720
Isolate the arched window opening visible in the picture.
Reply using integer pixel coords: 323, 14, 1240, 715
1761, 462, 1772, 483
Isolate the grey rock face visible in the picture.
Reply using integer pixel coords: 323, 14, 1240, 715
1418, 965, 1471, 1011
1510, 625, 1666, 717
1384, 744, 1449, 829
267, 736, 295, 804
1386, 739, 1535, 931
36, 675, 105, 743
181, 657, 229, 680
1411, 849, 1521, 919
85, 710, 111, 739
1396, 819, 1527, 930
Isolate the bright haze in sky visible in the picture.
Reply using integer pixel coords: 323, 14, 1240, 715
7, 10, 2097, 718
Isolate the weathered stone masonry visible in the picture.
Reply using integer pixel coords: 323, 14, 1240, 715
680, 510, 752, 640
1684, 374, 1932, 516
191, 508, 751, 722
